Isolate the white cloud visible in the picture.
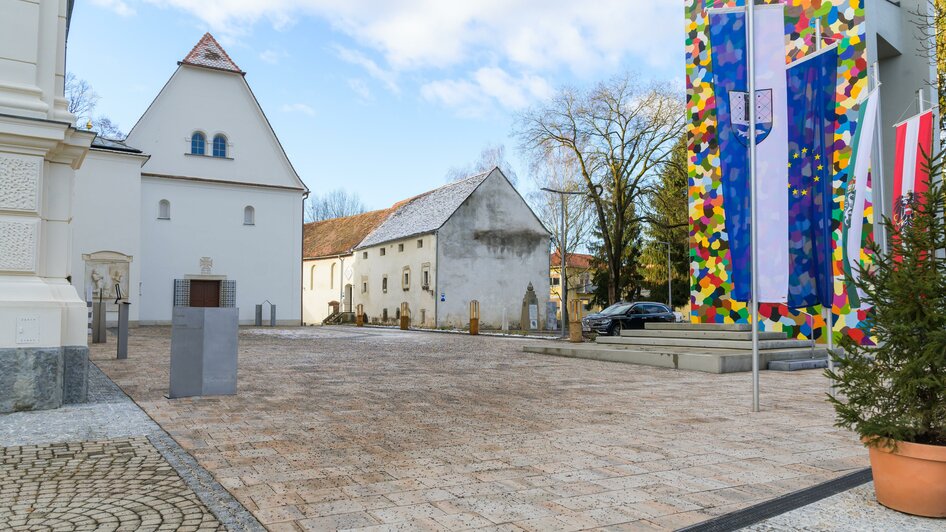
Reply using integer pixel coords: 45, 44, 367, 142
421, 67, 553, 117
91, 0, 135, 17
280, 103, 316, 116
144, 1, 682, 73
347, 79, 373, 102
333, 45, 399, 94
259, 49, 287, 64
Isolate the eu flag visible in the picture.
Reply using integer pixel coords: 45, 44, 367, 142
785, 46, 838, 309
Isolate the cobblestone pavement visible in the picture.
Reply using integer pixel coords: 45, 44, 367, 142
0, 364, 264, 531
0, 437, 223, 531
92, 326, 869, 531
748, 482, 944, 531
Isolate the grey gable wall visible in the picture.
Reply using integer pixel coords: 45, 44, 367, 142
436, 169, 550, 328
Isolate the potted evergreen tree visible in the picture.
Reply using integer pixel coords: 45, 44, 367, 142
827, 153, 946, 518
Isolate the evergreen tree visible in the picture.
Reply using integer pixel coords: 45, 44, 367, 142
640, 137, 690, 308
828, 153, 946, 447
589, 218, 645, 307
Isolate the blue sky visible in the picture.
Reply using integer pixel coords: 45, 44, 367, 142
69, 0, 684, 209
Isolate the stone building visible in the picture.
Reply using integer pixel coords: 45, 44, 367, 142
70, 33, 307, 326
549, 250, 600, 319
303, 168, 551, 329
0, 0, 93, 412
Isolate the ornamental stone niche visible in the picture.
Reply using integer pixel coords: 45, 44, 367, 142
83, 251, 133, 306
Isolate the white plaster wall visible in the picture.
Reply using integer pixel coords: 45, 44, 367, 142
353, 235, 437, 326
71, 149, 146, 323
302, 256, 349, 324
125, 65, 304, 190
436, 171, 550, 329
139, 176, 302, 324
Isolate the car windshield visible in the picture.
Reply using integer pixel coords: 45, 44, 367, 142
603, 304, 633, 316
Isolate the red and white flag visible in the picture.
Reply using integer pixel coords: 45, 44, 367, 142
892, 110, 934, 229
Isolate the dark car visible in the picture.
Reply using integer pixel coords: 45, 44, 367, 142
581, 301, 675, 336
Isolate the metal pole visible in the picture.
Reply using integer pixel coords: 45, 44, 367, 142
748, 0, 760, 412
667, 243, 672, 307
560, 194, 569, 337
872, 62, 888, 255
918, 88, 925, 113
815, 16, 834, 380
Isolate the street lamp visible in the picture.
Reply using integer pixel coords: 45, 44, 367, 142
541, 186, 585, 337
657, 241, 672, 309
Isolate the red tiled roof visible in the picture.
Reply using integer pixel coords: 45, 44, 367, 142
551, 251, 594, 269
180, 33, 242, 73
303, 209, 394, 259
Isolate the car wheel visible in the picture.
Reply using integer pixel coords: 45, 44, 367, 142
610, 322, 622, 336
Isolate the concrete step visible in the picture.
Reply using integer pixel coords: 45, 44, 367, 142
596, 335, 814, 351
592, 342, 827, 358
522, 344, 823, 374
645, 322, 751, 332
768, 358, 829, 371
620, 329, 788, 341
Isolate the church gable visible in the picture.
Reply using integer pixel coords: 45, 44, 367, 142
125, 34, 305, 191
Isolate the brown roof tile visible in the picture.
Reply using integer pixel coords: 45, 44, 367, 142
303, 209, 393, 259
551, 251, 595, 269
180, 33, 242, 73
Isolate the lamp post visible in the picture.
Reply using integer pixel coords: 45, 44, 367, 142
541, 187, 585, 338
657, 241, 672, 308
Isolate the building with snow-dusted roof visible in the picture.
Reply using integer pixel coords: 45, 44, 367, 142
302, 168, 551, 329
70, 33, 307, 326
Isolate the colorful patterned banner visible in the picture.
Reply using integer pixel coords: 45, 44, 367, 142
685, 0, 875, 345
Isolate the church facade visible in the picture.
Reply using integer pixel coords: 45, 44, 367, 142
72, 34, 307, 325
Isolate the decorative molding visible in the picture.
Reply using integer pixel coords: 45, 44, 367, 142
0, 218, 39, 272
0, 153, 41, 213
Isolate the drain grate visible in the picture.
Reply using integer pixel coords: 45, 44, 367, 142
677, 467, 873, 532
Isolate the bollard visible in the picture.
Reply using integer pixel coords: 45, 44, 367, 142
117, 302, 130, 359
92, 291, 107, 344
469, 300, 480, 335
356, 304, 364, 327
568, 299, 583, 343
269, 304, 276, 327
400, 302, 410, 330
255, 304, 263, 326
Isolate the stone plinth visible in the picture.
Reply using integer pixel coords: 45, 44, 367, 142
169, 307, 238, 398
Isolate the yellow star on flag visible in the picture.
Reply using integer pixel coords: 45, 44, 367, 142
793, 152, 800, 159
814, 154, 821, 160
814, 176, 820, 182
792, 188, 799, 196
801, 189, 808, 196
802, 147, 808, 154
817, 164, 824, 171
787, 162, 792, 168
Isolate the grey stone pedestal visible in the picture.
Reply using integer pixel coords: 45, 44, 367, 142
169, 307, 238, 399
0, 346, 88, 413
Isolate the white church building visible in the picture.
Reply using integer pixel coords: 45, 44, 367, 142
72, 34, 307, 325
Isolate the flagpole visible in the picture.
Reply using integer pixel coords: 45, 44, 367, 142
872, 63, 888, 255
748, 0, 760, 413
814, 18, 836, 383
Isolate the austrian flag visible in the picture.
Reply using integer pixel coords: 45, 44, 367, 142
892, 110, 935, 230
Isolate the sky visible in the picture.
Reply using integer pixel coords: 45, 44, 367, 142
68, 0, 685, 210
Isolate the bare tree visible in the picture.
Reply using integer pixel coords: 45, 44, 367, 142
65, 72, 99, 120
527, 145, 593, 258
306, 189, 367, 222
64, 72, 125, 138
445, 143, 519, 185
909, 1, 945, 145
517, 74, 685, 304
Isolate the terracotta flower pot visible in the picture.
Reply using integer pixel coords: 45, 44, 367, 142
868, 438, 946, 518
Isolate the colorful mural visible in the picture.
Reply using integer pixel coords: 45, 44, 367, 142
685, 0, 874, 344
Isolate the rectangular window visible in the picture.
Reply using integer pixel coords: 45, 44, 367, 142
382, 275, 388, 292
361, 276, 368, 294
421, 263, 431, 290
551, 277, 560, 286
417, 239, 423, 248
398, 243, 404, 252
402, 267, 410, 290
362, 251, 368, 259
380, 248, 386, 256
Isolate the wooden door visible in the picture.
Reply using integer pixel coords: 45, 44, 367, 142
189, 280, 220, 307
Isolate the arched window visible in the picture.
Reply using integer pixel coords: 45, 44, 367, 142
243, 205, 255, 225
212, 134, 227, 158
330, 263, 336, 289
158, 199, 171, 220
309, 265, 316, 290
190, 132, 205, 155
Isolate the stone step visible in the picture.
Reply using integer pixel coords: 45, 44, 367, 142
768, 358, 829, 371
592, 342, 827, 358
596, 335, 814, 351
645, 322, 751, 332
522, 344, 822, 374
620, 329, 788, 341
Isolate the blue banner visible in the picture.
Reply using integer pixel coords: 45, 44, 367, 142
785, 46, 838, 309
709, 10, 751, 301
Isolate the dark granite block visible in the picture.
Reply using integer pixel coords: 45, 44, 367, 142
62, 346, 89, 404
0, 347, 63, 413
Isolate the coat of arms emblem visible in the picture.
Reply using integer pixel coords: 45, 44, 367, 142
730, 89, 773, 145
